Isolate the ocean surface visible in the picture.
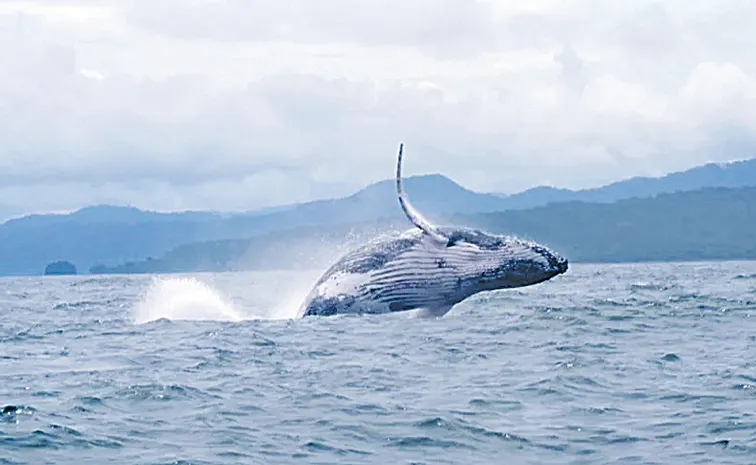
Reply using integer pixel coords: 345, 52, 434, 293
2, 261, 756, 464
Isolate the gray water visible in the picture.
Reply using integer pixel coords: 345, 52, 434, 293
2, 261, 756, 464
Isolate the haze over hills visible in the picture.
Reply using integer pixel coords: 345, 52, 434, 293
1, 156, 756, 276
93, 186, 756, 274
0, 174, 505, 276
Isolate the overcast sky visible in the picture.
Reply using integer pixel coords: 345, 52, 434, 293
2, 0, 756, 220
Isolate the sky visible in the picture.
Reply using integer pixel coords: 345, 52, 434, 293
2, 0, 756, 220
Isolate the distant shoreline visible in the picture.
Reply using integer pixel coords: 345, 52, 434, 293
0, 257, 748, 280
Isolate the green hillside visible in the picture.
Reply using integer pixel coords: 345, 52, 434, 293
91, 186, 756, 274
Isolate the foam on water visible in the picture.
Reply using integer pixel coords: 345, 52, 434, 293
131, 274, 315, 323
3, 262, 756, 464
248, 271, 324, 320
132, 276, 244, 324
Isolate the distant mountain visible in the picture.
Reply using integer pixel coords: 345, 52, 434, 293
497, 158, 756, 208
0, 175, 507, 276
2, 156, 756, 276
248, 173, 511, 229
93, 186, 756, 274
3, 205, 222, 228
457, 186, 756, 263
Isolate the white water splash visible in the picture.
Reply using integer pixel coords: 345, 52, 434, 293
245, 271, 320, 321
132, 276, 244, 324
131, 274, 317, 324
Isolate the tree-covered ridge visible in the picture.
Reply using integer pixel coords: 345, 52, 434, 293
2, 156, 756, 276
455, 187, 756, 263
91, 186, 756, 274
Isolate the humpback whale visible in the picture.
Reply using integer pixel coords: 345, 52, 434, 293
298, 143, 568, 318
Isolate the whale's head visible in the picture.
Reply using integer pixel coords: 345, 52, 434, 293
441, 227, 568, 293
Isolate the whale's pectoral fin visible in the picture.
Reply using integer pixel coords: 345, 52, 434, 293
301, 294, 357, 317
445, 236, 459, 248
413, 305, 454, 319
395, 143, 450, 245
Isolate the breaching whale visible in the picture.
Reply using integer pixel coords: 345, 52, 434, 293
297, 143, 568, 318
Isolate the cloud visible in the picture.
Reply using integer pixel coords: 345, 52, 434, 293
2, 1, 756, 220
125, 0, 499, 59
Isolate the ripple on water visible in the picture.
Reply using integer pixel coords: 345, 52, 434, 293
2, 263, 756, 464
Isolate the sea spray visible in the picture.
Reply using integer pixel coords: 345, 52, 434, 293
241, 270, 323, 320
129, 229, 389, 324
131, 273, 320, 323
132, 276, 243, 324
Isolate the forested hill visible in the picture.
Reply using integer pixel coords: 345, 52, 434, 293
496, 157, 756, 208
3, 155, 756, 276
453, 186, 756, 263
92, 186, 756, 274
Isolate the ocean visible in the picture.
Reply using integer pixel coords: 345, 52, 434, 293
1, 261, 756, 464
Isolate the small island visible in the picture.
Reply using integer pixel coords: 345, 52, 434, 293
44, 261, 78, 276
